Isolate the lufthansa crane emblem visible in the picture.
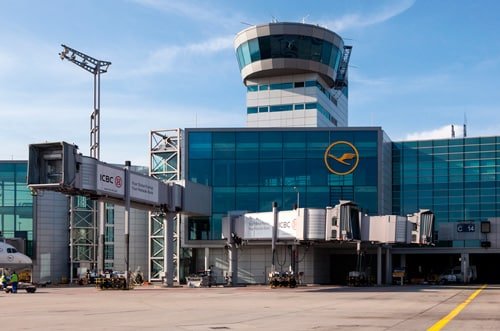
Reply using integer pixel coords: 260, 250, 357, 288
324, 141, 359, 175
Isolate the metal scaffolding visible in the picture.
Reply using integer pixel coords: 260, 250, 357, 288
149, 129, 183, 283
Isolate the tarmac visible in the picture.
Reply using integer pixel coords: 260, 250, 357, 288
1, 283, 499, 330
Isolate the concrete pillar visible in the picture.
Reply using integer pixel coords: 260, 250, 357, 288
461, 252, 470, 284
377, 246, 382, 286
204, 247, 210, 272
385, 247, 392, 285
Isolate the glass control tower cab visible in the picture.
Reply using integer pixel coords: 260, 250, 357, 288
234, 22, 352, 128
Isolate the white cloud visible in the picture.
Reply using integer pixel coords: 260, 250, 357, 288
131, 0, 241, 29
320, 0, 416, 32
404, 125, 465, 141
127, 35, 234, 76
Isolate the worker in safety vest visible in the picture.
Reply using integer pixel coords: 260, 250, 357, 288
10, 271, 18, 293
0, 273, 7, 290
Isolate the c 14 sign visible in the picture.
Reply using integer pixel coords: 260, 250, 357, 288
457, 223, 475, 233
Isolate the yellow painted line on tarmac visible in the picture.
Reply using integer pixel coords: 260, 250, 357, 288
427, 284, 487, 331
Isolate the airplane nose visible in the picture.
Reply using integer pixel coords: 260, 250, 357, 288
17, 254, 33, 265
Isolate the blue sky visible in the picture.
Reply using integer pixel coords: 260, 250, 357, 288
1, 0, 500, 165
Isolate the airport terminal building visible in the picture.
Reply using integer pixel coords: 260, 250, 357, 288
2, 22, 500, 285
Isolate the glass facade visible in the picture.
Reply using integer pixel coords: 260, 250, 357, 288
393, 136, 500, 246
236, 35, 342, 72
187, 129, 381, 240
0, 161, 33, 255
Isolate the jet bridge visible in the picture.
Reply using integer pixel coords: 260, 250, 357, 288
27, 141, 211, 286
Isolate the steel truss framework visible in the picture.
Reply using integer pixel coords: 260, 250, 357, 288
69, 196, 97, 282
149, 129, 183, 282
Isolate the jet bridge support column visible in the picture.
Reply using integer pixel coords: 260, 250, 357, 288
377, 246, 382, 286
124, 161, 131, 288
163, 212, 175, 287
385, 246, 392, 285
204, 247, 210, 272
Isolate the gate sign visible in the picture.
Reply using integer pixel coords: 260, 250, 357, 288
457, 223, 475, 233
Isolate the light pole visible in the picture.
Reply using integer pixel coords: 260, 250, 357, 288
59, 45, 111, 277
59, 44, 111, 160
293, 186, 300, 209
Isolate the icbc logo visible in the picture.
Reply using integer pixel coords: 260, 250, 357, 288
114, 176, 122, 188
100, 174, 123, 188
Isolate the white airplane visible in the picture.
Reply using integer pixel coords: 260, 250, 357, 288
0, 241, 32, 269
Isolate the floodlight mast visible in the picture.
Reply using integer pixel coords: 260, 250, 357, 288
59, 44, 111, 279
59, 44, 111, 160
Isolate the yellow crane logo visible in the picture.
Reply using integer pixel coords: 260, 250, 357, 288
324, 141, 359, 175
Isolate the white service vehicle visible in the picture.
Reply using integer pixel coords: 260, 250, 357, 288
439, 266, 477, 284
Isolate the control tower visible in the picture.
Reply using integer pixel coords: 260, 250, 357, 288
234, 22, 352, 128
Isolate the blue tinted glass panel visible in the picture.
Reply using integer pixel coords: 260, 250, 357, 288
258, 36, 271, 58
296, 35, 311, 59
306, 131, 329, 158
294, 104, 305, 110
283, 159, 307, 186
260, 160, 283, 186
247, 107, 258, 114
235, 187, 259, 212
189, 132, 212, 159
259, 132, 283, 159
213, 160, 235, 186
235, 159, 259, 186
307, 158, 328, 185
270, 104, 293, 112
213, 132, 235, 159
236, 132, 258, 159
310, 37, 322, 62
241, 42, 251, 67
236, 46, 244, 70
248, 38, 260, 61
188, 159, 212, 186
283, 131, 306, 158
213, 187, 235, 213
354, 186, 378, 214
320, 42, 332, 65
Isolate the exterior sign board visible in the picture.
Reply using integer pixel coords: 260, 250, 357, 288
243, 210, 299, 240
130, 173, 159, 205
96, 164, 125, 198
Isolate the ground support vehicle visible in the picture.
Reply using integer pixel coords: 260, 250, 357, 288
439, 266, 477, 284
269, 271, 297, 288
3, 282, 36, 293
95, 276, 127, 290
